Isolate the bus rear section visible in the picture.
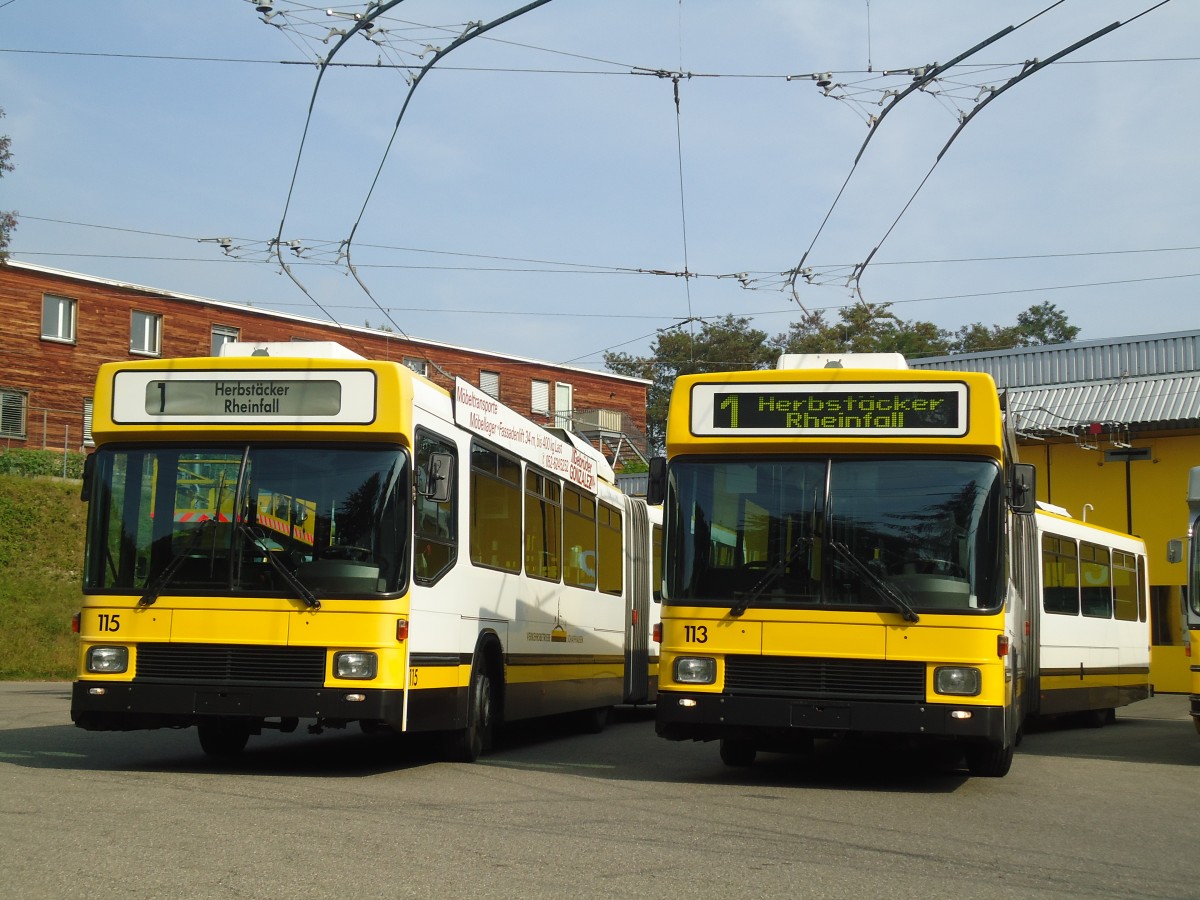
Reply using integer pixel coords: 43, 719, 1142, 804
1025, 506, 1151, 728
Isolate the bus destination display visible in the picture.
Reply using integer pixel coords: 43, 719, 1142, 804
145, 379, 342, 417
690, 381, 968, 437
110, 369, 379, 425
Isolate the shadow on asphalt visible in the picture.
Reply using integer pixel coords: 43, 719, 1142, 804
3, 697, 1193, 788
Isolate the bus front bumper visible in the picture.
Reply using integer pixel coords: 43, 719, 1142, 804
655, 690, 1006, 744
69, 680, 435, 732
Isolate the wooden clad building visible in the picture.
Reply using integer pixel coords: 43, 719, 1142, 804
0, 260, 650, 467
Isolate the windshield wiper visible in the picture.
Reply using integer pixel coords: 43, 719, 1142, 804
238, 524, 321, 610
138, 518, 215, 607
828, 540, 920, 623
729, 535, 811, 618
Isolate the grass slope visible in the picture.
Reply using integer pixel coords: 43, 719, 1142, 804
0, 475, 86, 679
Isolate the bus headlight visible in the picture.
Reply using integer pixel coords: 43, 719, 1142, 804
934, 666, 981, 696
334, 651, 378, 680
673, 656, 716, 685
86, 646, 129, 674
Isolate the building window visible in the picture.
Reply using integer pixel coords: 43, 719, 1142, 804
1150, 585, 1178, 645
404, 357, 428, 377
480, 370, 500, 398
555, 381, 573, 430
531, 379, 550, 415
211, 325, 239, 356
131, 311, 162, 356
41, 294, 77, 343
0, 389, 27, 438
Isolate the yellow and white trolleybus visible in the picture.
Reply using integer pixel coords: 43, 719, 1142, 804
1027, 503, 1149, 726
72, 342, 660, 759
648, 353, 1147, 776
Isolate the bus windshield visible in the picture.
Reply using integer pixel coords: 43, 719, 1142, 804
83, 443, 409, 599
663, 456, 1005, 614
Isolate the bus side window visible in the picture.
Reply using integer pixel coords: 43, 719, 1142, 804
1042, 533, 1080, 615
415, 430, 458, 585
1080, 542, 1112, 618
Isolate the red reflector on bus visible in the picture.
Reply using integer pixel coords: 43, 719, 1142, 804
997, 634, 1010, 657
71, 613, 80, 634
652, 623, 661, 644
396, 619, 409, 641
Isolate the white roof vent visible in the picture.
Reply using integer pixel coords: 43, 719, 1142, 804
218, 341, 365, 360
1036, 500, 1072, 517
777, 353, 908, 370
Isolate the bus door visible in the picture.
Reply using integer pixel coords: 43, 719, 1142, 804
1015, 511, 1040, 717
623, 497, 652, 704
1188, 511, 1200, 644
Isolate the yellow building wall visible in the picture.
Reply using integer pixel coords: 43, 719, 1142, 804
1021, 431, 1199, 694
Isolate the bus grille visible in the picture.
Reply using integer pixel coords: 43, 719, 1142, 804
135, 644, 326, 685
724, 655, 925, 702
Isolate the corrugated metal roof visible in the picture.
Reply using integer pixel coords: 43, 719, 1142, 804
1004, 374, 1200, 433
912, 330, 1200, 388
910, 331, 1200, 433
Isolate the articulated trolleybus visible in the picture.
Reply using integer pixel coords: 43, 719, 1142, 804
72, 342, 660, 759
648, 353, 1149, 777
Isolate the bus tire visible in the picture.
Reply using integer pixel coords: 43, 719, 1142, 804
197, 718, 251, 758
720, 737, 757, 767
964, 739, 1013, 777
446, 654, 496, 763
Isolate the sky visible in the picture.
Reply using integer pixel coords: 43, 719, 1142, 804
2, 0, 1197, 371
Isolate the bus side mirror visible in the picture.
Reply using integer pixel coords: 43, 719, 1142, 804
1010, 463, 1036, 514
646, 456, 667, 506
423, 452, 454, 504
1167, 538, 1183, 564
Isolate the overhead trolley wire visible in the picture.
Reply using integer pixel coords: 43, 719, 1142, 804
838, 0, 1174, 307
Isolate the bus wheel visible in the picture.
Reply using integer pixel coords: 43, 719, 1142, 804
446, 659, 495, 762
964, 739, 1013, 777
197, 718, 251, 758
720, 737, 757, 767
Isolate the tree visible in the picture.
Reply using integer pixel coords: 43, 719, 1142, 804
771, 303, 955, 358
1013, 301, 1079, 345
0, 108, 15, 255
604, 314, 776, 452
951, 302, 1079, 352
609, 302, 1078, 451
